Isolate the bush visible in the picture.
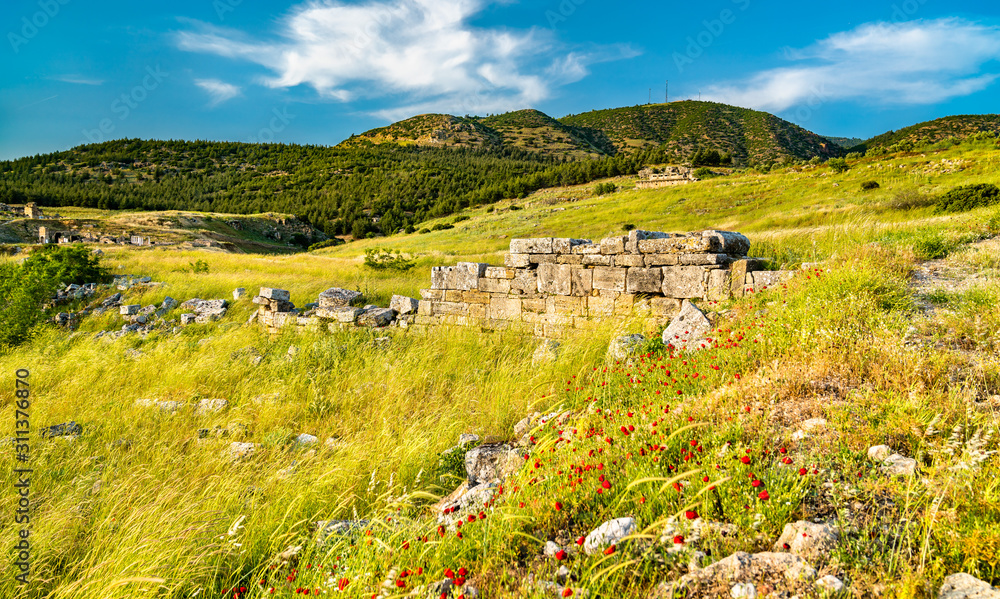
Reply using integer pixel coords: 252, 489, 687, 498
453, 215, 470, 223
430, 223, 454, 231
846, 152, 863, 160
935, 184, 1000, 213
809, 157, 823, 166
988, 211, 1000, 235
622, 223, 636, 231
593, 182, 617, 195
508, 204, 522, 211
860, 181, 880, 191
417, 228, 430, 234
363, 247, 416, 271
912, 233, 953, 260
307, 238, 344, 251
828, 158, 849, 173
692, 167, 718, 179
189, 259, 209, 274
886, 188, 934, 210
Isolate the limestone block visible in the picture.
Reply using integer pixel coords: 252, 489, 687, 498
587, 295, 616, 317
661, 266, 707, 298
451, 262, 488, 291
478, 277, 511, 294
462, 291, 491, 304
614, 254, 646, 267
592, 267, 626, 292
420, 289, 444, 301
484, 267, 515, 279
510, 238, 553, 254
259, 288, 290, 301
390, 295, 419, 315
651, 297, 682, 317
537, 263, 572, 296
701, 230, 751, 256
729, 259, 751, 298
315, 307, 364, 323
571, 268, 593, 297
582, 254, 613, 267
552, 238, 591, 254
638, 236, 714, 254
445, 290, 465, 302
626, 230, 674, 253
571, 243, 602, 255
522, 298, 547, 314
679, 253, 733, 266
488, 296, 522, 320
510, 270, 538, 293
547, 296, 584, 317
556, 254, 584, 265
626, 267, 663, 293
528, 254, 558, 265
504, 253, 530, 268
431, 266, 451, 290
706, 268, 732, 301
468, 303, 487, 319
600, 236, 626, 255
120, 304, 140, 316
434, 301, 469, 316
644, 254, 680, 267
417, 300, 434, 316
319, 287, 363, 308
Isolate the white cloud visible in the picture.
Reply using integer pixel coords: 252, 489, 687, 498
49, 75, 104, 85
177, 0, 635, 116
194, 78, 242, 105
702, 19, 1000, 112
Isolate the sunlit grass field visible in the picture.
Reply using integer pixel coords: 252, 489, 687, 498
1, 141, 1000, 598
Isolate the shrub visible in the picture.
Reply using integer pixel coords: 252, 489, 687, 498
860, 180, 880, 191
593, 182, 617, 195
430, 223, 454, 231
809, 156, 823, 166
828, 158, 849, 173
621, 223, 636, 231
935, 184, 1000, 213
509, 205, 522, 211
453, 215, 470, 223
988, 210, 1000, 235
363, 247, 416, 271
912, 233, 953, 260
846, 152, 863, 160
308, 238, 344, 252
886, 188, 934, 210
189, 259, 210, 274
692, 167, 717, 179
418, 228, 430, 234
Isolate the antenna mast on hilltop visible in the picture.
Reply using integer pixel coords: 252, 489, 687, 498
666, 80, 668, 103
648, 88, 651, 104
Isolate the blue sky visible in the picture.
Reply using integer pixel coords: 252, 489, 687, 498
2, 0, 999, 160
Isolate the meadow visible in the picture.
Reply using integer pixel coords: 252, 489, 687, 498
1, 139, 1000, 598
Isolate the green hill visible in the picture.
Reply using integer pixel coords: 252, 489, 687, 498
559, 100, 844, 164
337, 113, 501, 150
825, 136, 865, 148
856, 114, 1000, 152
476, 109, 615, 158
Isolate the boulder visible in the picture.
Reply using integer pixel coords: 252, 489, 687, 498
606, 334, 646, 363
939, 573, 1000, 598
357, 307, 396, 327
661, 300, 712, 351
882, 454, 918, 476
180, 313, 197, 325
868, 445, 892, 461
389, 295, 419, 315
233, 288, 246, 300
259, 288, 290, 301
196, 398, 229, 415
318, 287, 363, 308
120, 304, 140, 316
464, 443, 521, 485
296, 433, 318, 446
772, 521, 838, 563
672, 551, 817, 595
584, 517, 636, 555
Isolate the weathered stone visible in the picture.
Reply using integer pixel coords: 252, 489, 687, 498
434, 301, 468, 316
528, 254, 558, 265
484, 266, 515, 279
582, 254, 613, 267
40, 421, 82, 438
644, 254, 680, 267
571, 268, 593, 296
259, 288, 290, 301
431, 266, 451, 289
584, 517, 636, 555
547, 295, 584, 316
773, 521, 839, 563
674, 552, 817, 593
233, 288, 246, 300
229, 441, 258, 461
511, 270, 538, 293
120, 304, 140, 316
196, 398, 229, 415
420, 289, 444, 301
464, 443, 521, 485
510, 238, 553, 254
600, 236, 626, 255
522, 298, 546, 314
462, 290, 491, 304
592, 267, 626, 292
607, 333, 645, 362
626, 230, 674, 254
538, 263, 572, 295
504, 253, 530, 268
706, 268, 732, 301
939, 573, 1000, 598
389, 295, 419, 315
552, 238, 590, 254
882, 454, 918, 476
357, 308, 396, 327
651, 297, 681, 317
296, 433, 318, 446
680, 253, 733, 265
160, 296, 178, 311
453, 262, 489, 290
730, 259, 753, 298
556, 254, 584, 265
626, 267, 662, 293
702, 230, 751, 255
815, 575, 845, 593
571, 243, 602, 255
662, 266, 707, 298
661, 300, 713, 351
318, 287, 363, 308
180, 313, 197, 325
479, 277, 511, 293
489, 297, 522, 320
315, 307, 363, 323
868, 445, 892, 461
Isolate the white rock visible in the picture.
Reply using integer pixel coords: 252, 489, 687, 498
661, 300, 712, 352
731, 582, 756, 598
816, 575, 845, 593
882, 454, 917, 476
229, 442, 258, 460
544, 541, 562, 557
584, 517, 636, 555
939, 573, 1000, 598
196, 398, 229, 415
868, 445, 892, 461
296, 433, 318, 445
773, 521, 839, 562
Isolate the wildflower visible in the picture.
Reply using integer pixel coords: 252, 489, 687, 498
685, 510, 698, 520
604, 545, 616, 555
798, 468, 807, 476
444, 568, 455, 579
758, 490, 770, 501
740, 456, 751, 464
562, 589, 574, 597
576, 536, 585, 546
555, 549, 566, 560
673, 535, 685, 545
555, 501, 563, 511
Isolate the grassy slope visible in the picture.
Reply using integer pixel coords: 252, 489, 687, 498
857, 114, 1000, 152
2, 141, 1000, 598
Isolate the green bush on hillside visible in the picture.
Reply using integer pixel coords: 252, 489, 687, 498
935, 184, 1000, 213
307, 238, 344, 252
692, 167, 718, 179
828, 158, 849, 173
363, 247, 416, 271
860, 181, 880, 191
593, 182, 617, 195
0, 245, 111, 351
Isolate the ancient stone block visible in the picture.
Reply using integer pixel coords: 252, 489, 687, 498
420, 289, 444, 301
661, 266, 707, 298
556, 254, 584, 265
418, 300, 434, 316
587, 295, 615, 317
452, 262, 488, 291
445, 290, 465, 302
547, 295, 584, 316
180, 313, 197, 325
468, 303, 487, 319
600, 236, 626, 255
510, 270, 537, 293
651, 297, 682, 317
434, 301, 468, 316
571, 268, 593, 297
390, 295, 419, 315
358, 308, 395, 327
510, 238, 553, 254
431, 266, 451, 289
626, 268, 663, 293
478, 277, 511, 294
537, 263, 572, 296
552, 238, 590, 254
626, 230, 674, 253
701, 230, 750, 256
504, 253, 530, 268
571, 243, 602, 255
120, 304, 140, 316
706, 268, 731, 301
592, 267, 626, 292
484, 267, 515, 279
319, 287, 363, 308
462, 291, 491, 304
614, 254, 646, 267
315, 307, 364, 323
679, 253, 733, 266
528, 254, 558, 265
637, 236, 713, 254
522, 298, 547, 314
488, 296, 522, 320
582, 254, 613, 267
259, 288, 290, 301
644, 254, 680, 267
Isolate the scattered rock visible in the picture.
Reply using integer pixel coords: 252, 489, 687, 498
867, 445, 892, 461
773, 521, 839, 563
318, 287, 363, 308
180, 313, 197, 325
583, 517, 636, 555
544, 540, 562, 558
606, 334, 645, 363
229, 442, 258, 461
939, 573, 1000, 598
389, 294, 419, 315
882, 454, 918, 476
661, 300, 713, 351
233, 288, 246, 300
458, 433, 480, 447
730, 582, 756, 598
196, 398, 229, 415
357, 307, 396, 327
791, 417, 829, 441
464, 443, 520, 485
816, 575, 846, 593
671, 551, 818, 596
120, 304, 140, 316
296, 433, 318, 446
